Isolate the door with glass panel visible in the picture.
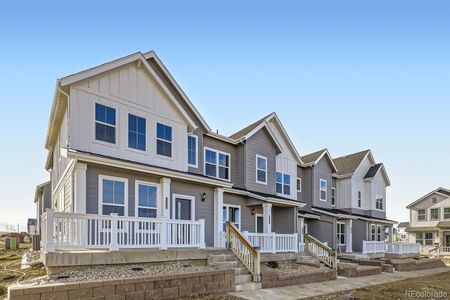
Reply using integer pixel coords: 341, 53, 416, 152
222, 205, 240, 247
173, 196, 193, 245
174, 198, 192, 220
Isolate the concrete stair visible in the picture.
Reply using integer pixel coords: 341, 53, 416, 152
296, 252, 325, 268
208, 253, 262, 292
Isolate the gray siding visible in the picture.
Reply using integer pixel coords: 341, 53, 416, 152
203, 135, 238, 185
312, 156, 334, 209
187, 128, 205, 176
299, 166, 313, 211
223, 193, 260, 233
272, 207, 297, 234
235, 144, 245, 189
245, 128, 277, 195
308, 218, 334, 247
352, 219, 368, 252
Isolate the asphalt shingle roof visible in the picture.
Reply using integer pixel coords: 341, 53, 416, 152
229, 113, 273, 140
397, 222, 410, 228
301, 149, 327, 164
333, 150, 370, 176
364, 163, 383, 179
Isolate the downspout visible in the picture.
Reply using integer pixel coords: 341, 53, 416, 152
57, 81, 70, 148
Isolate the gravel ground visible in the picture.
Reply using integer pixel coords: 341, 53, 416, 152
261, 262, 319, 275
21, 262, 215, 286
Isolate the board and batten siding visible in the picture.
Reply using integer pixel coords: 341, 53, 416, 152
69, 62, 190, 173
245, 129, 277, 195
312, 156, 334, 209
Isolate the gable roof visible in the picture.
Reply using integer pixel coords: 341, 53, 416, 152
363, 163, 391, 186
397, 222, 409, 228
45, 51, 203, 150
406, 187, 450, 209
229, 112, 303, 164
301, 149, 338, 172
333, 150, 374, 177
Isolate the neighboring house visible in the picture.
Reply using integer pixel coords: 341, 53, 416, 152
406, 187, 450, 251
33, 181, 51, 235
27, 219, 37, 235
396, 222, 410, 242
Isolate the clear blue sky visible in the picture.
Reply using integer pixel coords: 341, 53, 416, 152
0, 1, 449, 227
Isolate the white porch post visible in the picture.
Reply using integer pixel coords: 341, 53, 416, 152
345, 219, 353, 253
298, 217, 305, 243
73, 163, 87, 214
263, 203, 272, 233
388, 226, 394, 243
160, 177, 171, 218
110, 213, 119, 251
214, 187, 224, 247
45, 208, 55, 252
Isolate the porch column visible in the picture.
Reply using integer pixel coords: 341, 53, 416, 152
73, 163, 87, 214
160, 177, 171, 218
388, 226, 394, 243
345, 219, 353, 253
263, 203, 272, 233
214, 187, 224, 247
298, 217, 304, 243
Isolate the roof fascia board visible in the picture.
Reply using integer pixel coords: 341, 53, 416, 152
407, 189, 450, 209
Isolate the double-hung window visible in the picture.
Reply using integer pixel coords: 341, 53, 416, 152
100, 176, 127, 216
136, 182, 157, 218
128, 114, 146, 151
337, 222, 345, 245
417, 233, 434, 245
95, 103, 116, 144
444, 208, 450, 219
371, 224, 376, 241
425, 232, 434, 245
376, 197, 383, 210
188, 135, 198, 167
276, 172, 291, 195
331, 187, 336, 206
205, 148, 230, 180
417, 209, 426, 221
430, 208, 440, 221
256, 155, 267, 184
320, 179, 327, 201
156, 123, 172, 157
297, 178, 302, 193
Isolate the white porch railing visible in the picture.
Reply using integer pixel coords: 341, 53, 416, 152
363, 241, 421, 255
244, 232, 298, 253
41, 209, 205, 252
298, 242, 305, 252
362, 241, 386, 254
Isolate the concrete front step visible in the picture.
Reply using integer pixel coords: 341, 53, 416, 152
235, 282, 262, 292
235, 274, 253, 284
235, 267, 251, 275
207, 254, 237, 264
213, 261, 244, 270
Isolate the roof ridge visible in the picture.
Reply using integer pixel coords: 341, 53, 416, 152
333, 149, 371, 161
228, 112, 275, 140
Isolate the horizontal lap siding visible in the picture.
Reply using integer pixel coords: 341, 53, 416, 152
272, 207, 296, 234
352, 219, 367, 252
308, 219, 334, 246
223, 193, 259, 233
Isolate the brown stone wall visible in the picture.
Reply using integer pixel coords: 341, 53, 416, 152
262, 269, 336, 289
391, 258, 445, 272
8, 270, 235, 300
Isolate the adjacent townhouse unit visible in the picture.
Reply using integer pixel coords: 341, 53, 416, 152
396, 222, 410, 243
35, 50, 401, 271
406, 187, 450, 253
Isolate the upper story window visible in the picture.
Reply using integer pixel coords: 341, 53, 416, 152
432, 196, 438, 204
256, 155, 267, 184
319, 179, 327, 201
331, 187, 336, 206
156, 123, 172, 157
136, 181, 157, 218
417, 209, 426, 221
128, 114, 146, 151
100, 176, 127, 216
297, 178, 302, 193
430, 208, 440, 221
205, 148, 230, 181
376, 197, 383, 210
276, 172, 291, 195
95, 103, 116, 144
188, 135, 198, 167
358, 191, 362, 208
444, 208, 450, 219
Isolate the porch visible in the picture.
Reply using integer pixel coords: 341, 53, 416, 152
362, 241, 422, 255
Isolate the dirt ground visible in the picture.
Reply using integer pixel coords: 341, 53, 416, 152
312, 270, 450, 300
0, 237, 47, 297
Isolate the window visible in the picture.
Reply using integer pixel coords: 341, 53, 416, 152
320, 179, 327, 201
223, 205, 240, 231
430, 208, 440, 221
417, 233, 434, 245
425, 233, 434, 245
135, 182, 157, 218
337, 222, 345, 245
377, 225, 382, 241
95, 103, 116, 144
432, 197, 438, 204
358, 191, 362, 208
418, 209, 426, 221
276, 172, 291, 195
444, 208, 450, 219
156, 123, 172, 157
331, 187, 336, 206
128, 114, 146, 151
297, 178, 302, 193
371, 224, 376, 241
99, 176, 127, 216
188, 135, 198, 167
205, 148, 230, 180
376, 197, 383, 210
256, 155, 267, 184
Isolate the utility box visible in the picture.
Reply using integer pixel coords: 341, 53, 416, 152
31, 235, 41, 251
5, 237, 20, 250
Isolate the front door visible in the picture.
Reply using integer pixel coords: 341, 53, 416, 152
446, 234, 450, 247
256, 214, 264, 233
174, 198, 192, 220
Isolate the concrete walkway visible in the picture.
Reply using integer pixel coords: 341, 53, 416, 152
230, 267, 450, 300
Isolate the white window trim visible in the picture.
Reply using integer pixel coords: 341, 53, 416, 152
255, 213, 263, 233
255, 155, 268, 185
172, 194, 196, 221
156, 122, 173, 158
319, 179, 327, 201
297, 178, 302, 193
127, 113, 147, 153
337, 221, 345, 246
375, 196, 384, 211
98, 175, 128, 216
371, 224, 377, 241
134, 180, 159, 218
276, 172, 291, 196
377, 225, 382, 241
223, 204, 241, 230
204, 147, 231, 182
444, 207, 450, 219
358, 191, 362, 208
331, 187, 336, 207
417, 209, 427, 222
93, 102, 119, 147
430, 208, 440, 221
188, 134, 198, 168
